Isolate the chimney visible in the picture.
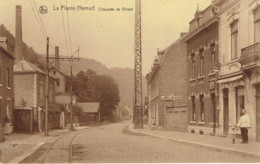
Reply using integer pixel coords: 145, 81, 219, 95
15, 5, 23, 63
55, 46, 60, 70
157, 49, 164, 62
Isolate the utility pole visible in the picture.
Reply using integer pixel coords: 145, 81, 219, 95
48, 47, 79, 131
133, 0, 143, 129
45, 37, 49, 136
70, 65, 74, 130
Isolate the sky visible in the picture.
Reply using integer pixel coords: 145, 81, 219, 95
0, 0, 211, 74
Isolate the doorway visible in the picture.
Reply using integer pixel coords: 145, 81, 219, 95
211, 93, 216, 134
223, 89, 229, 135
256, 85, 260, 141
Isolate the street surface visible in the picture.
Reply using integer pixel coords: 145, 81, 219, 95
24, 121, 259, 163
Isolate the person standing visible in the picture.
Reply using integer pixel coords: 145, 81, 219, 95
237, 109, 250, 144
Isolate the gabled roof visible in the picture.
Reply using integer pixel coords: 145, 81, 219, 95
50, 66, 68, 76
77, 102, 99, 113
14, 59, 45, 74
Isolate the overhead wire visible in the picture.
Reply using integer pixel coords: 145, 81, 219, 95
66, 0, 73, 57
32, 0, 48, 37
28, 0, 46, 40
59, 0, 69, 57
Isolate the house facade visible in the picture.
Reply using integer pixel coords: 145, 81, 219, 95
146, 36, 188, 132
184, 5, 220, 135
0, 38, 14, 142
14, 59, 56, 132
214, 0, 260, 141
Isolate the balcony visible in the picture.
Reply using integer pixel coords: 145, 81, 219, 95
239, 43, 260, 70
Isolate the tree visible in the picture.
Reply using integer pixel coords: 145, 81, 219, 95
70, 69, 120, 121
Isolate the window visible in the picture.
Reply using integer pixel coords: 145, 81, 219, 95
40, 83, 44, 100
191, 54, 195, 78
56, 78, 60, 86
200, 57, 204, 76
254, 8, 260, 43
191, 96, 196, 121
49, 86, 53, 102
7, 100, 10, 119
231, 21, 238, 60
211, 44, 216, 72
0, 99, 2, 123
6, 68, 10, 87
0, 63, 1, 83
53, 70, 56, 75
236, 87, 245, 123
200, 95, 205, 122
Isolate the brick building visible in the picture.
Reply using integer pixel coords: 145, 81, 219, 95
0, 37, 14, 142
184, 5, 220, 135
214, 0, 260, 141
146, 36, 187, 131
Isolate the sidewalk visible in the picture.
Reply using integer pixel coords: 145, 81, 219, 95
0, 127, 86, 163
129, 124, 260, 159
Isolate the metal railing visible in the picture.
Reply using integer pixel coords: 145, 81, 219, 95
239, 43, 260, 65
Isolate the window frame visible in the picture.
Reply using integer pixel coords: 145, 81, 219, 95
191, 96, 196, 121
230, 21, 238, 60
191, 54, 195, 78
200, 95, 205, 122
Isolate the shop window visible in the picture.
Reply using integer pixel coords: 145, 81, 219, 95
191, 96, 196, 121
231, 21, 238, 60
200, 95, 205, 122
254, 8, 260, 43
236, 87, 245, 123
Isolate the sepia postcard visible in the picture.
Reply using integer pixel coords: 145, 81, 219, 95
0, 0, 259, 163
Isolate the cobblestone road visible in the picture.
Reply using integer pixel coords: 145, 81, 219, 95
71, 121, 259, 163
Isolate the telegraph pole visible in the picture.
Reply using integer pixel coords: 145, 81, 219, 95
45, 37, 49, 136
133, 0, 143, 128
70, 65, 74, 130
48, 47, 79, 131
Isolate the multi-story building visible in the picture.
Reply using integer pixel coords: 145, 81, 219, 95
214, 0, 260, 141
146, 35, 187, 132
184, 5, 220, 135
0, 37, 14, 142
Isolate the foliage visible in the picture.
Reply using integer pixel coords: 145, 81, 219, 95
69, 69, 120, 121
0, 24, 45, 70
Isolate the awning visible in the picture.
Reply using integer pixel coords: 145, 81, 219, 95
217, 75, 243, 83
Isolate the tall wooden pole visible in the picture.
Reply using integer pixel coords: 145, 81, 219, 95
70, 65, 74, 129
45, 37, 49, 136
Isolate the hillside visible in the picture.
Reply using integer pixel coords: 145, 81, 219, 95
59, 58, 147, 108
0, 24, 147, 109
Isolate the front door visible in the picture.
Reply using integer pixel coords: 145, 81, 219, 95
223, 89, 229, 135
256, 85, 260, 141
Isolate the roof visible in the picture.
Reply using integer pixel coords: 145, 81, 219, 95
77, 102, 99, 113
50, 66, 68, 76
14, 59, 45, 74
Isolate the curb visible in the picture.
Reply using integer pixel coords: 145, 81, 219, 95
129, 124, 260, 159
9, 141, 46, 164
